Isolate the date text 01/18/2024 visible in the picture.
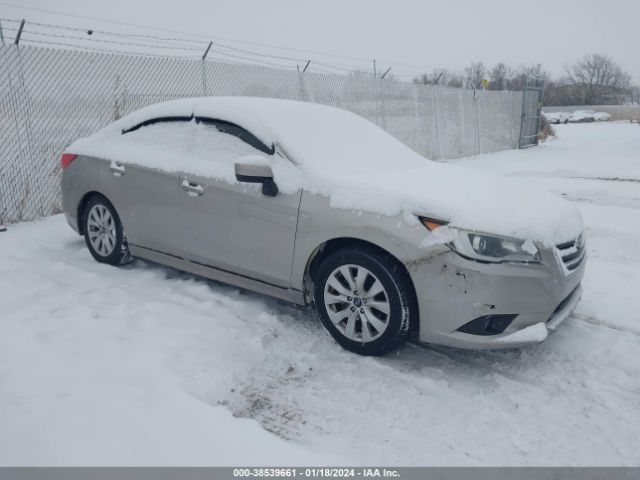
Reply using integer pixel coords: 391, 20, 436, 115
232, 468, 400, 478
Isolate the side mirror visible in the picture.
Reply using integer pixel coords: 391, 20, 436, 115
234, 156, 278, 197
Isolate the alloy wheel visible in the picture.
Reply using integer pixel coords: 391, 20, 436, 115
86, 204, 117, 257
323, 264, 391, 343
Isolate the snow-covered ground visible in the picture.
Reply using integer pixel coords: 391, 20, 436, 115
1, 122, 639, 466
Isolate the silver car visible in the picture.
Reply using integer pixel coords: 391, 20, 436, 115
61, 97, 586, 356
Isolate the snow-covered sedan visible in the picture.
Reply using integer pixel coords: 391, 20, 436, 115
569, 110, 596, 123
593, 112, 612, 121
543, 112, 570, 124
61, 97, 586, 356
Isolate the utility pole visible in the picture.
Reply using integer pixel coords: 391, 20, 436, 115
373, 59, 377, 77
0, 19, 5, 46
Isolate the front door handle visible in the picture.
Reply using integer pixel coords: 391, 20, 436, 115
181, 179, 204, 197
110, 160, 126, 177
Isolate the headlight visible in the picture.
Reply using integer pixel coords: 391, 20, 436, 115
418, 218, 540, 264
451, 230, 540, 263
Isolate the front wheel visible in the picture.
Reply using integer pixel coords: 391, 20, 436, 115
313, 248, 417, 356
83, 195, 131, 266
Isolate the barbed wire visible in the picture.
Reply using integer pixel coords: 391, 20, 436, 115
17, 38, 201, 59
10, 19, 209, 45
9, 19, 359, 72
0, 17, 431, 80
0, 3, 441, 73
8, 28, 204, 52
205, 47, 299, 69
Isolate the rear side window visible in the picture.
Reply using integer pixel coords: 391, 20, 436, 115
121, 116, 192, 134
122, 116, 274, 155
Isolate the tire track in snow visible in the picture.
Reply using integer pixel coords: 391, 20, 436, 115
572, 313, 640, 337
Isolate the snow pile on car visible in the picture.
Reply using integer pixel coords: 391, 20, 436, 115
67, 97, 583, 246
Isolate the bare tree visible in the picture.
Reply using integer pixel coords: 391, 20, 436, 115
464, 61, 486, 89
506, 64, 547, 91
488, 62, 511, 90
567, 54, 631, 104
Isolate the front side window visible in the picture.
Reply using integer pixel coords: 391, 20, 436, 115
115, 118, 273, 181
195, 118, 274, 155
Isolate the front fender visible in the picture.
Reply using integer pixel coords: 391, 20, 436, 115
290, 191, 442, 291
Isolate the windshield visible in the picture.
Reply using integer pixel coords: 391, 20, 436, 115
265, 103, 428, 175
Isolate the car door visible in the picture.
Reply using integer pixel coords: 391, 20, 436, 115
98, 120, 186, 255
176, 119, 302, 288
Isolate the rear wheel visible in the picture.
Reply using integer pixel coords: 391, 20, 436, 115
82, 195, 131, 266
313, 247, 416, 356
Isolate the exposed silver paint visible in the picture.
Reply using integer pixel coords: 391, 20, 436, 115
60, 121, 586, 351
323, 264, 390, 343
234, 158, 274, 179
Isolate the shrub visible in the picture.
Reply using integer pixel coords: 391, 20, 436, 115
538, 114, 555, 142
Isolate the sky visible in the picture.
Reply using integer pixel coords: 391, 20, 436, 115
0, 0, 638, 83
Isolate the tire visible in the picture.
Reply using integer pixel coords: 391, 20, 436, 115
313, 247, 417, 356
82, 194, 132, 266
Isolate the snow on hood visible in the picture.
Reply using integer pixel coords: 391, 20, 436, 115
67, 97, 583, 247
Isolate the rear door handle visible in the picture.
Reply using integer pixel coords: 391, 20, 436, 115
110, 160, 126, 177
181, 179, 204, 197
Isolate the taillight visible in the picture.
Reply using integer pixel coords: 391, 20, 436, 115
61, 153, 77, 169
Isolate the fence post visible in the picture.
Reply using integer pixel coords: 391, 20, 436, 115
476, 89, 481, 155
14, 19, 25, 45
518, 80, 527, 149
201, 41, 212, 96
534, 79, 545, 146
379, 77, 387, 131
458, 88, 465, 158
432, 87, 441, 159
297, 61, 310, 102
411, 84, 421, 156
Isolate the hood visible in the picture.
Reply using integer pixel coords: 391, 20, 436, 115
309, 162, 583, 248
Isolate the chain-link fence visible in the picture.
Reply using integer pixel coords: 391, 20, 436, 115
1, 44, 525, 224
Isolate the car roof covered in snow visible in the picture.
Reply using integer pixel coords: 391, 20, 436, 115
68, 97, 583, 246
107, 97, 348, 154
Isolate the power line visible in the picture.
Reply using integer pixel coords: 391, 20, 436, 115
18, 28, 204, 52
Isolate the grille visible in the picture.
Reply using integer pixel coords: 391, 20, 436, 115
555, 234, 586, 273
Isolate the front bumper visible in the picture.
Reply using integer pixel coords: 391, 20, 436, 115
408, 247, 586, 349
